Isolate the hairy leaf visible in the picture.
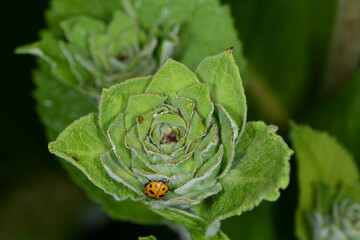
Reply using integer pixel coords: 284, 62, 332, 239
193, 121, 292, 231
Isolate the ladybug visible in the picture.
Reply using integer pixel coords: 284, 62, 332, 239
145, 181, 169, 200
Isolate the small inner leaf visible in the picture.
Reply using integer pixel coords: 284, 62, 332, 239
146, 58, 199, 94
178, 83, 213, 128
125, 94, 167, 130
60, 16, 106, 51
171, 98, 195, 128
99, 76, 152, 134
108, 112, 132, 174
185, 110, 206, 152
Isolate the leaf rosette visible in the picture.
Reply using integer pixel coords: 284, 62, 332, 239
307, 182, 360, 240
48, 49, 292, 236
100, 54, 240, 208
17, 8, 179, 97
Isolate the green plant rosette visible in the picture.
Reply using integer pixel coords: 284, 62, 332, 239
16, 0, 246, 99
49, 49, 292, 238
290, 124, 360, 240
307, 182, 360, 240
17, 8, 178, 97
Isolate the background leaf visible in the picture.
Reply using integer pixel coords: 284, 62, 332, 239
33, 62, 97, 140
44, 0, 246, 72
290, 124, 359, 240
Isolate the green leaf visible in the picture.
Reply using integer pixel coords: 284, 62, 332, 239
176, 0, 246, 74
195, 49, 246, 134
289, 124, 359, 240
99, 76, 152, 133
125, 94, 167, 130
153, 208, 229, 239
145, 58, 199, 94
101, 150, 145, 197
215, 104, 238, 178
16, 39, 78, 86
62, 160, 163, 224
193, 122, 292, 229
48, 114, 141, 200
60, 15, 106, 51
178, 83, 213, 128
46, 0, 124, 37
32, 64, 163, 224
33, 63, 97, 140
45, 0, 246, 73
138, 236, 157, 240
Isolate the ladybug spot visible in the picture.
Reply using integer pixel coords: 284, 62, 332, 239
150, 184, 152, 188
159, 194, 165, 198
149, 190, 155, 195
162, 188, 165, 190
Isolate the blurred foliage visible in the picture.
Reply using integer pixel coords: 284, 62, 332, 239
306, 71, 360, 166
223, 0, 338, 122
290, 124, 359, 240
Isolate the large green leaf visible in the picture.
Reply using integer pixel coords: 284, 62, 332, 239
33, 62, 97, 140
33, 63, 164, 224
176, 0, 246, 73
48, 114, 141, 200
193, 121, 292, 231
16, 40, 79, 86
289, 124, 359, 240
62, 160, 163, 224
195, 49, 246, 134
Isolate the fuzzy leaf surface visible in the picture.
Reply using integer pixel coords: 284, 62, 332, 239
48, 114, 141, 200
196, 49, 246, 134
193, 122, 292, 230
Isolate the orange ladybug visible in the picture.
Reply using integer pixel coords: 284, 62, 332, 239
145, 181, 169, 200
